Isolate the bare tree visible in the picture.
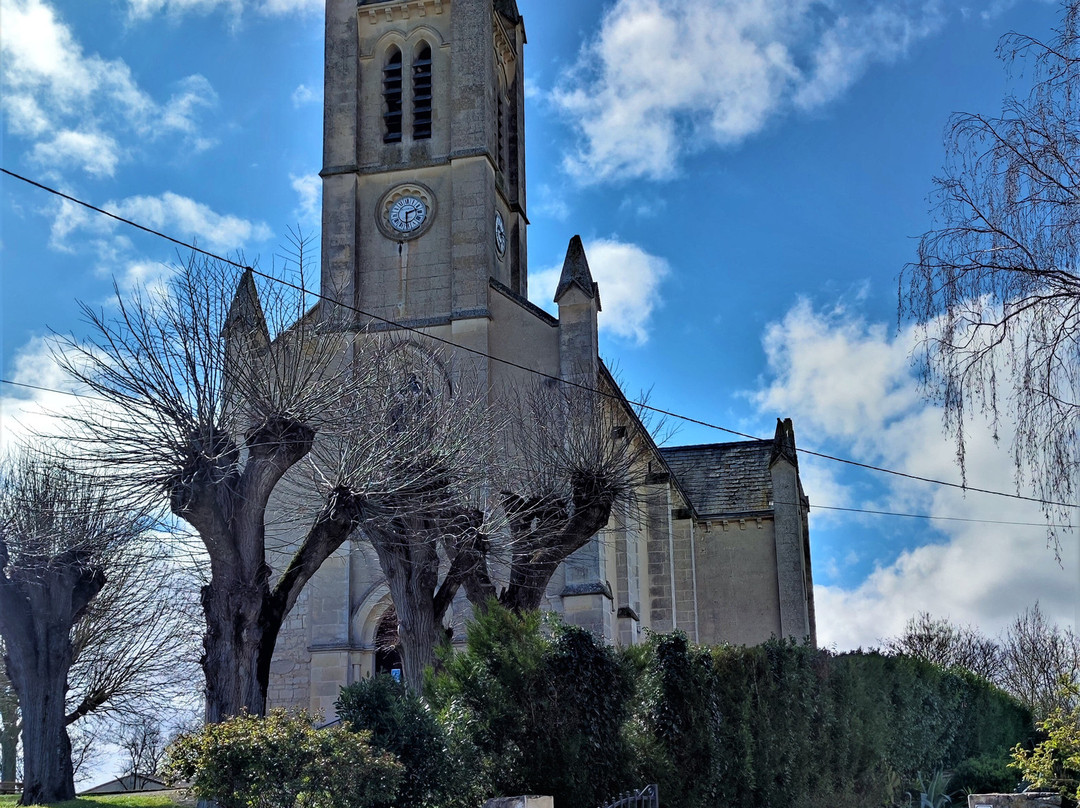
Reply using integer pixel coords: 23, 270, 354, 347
0, 452, 154, 804
117, 716, 168, 790
882, 612, 1002, 681
67, 725, 101, 784
298, 344, 501, 688
901, 0, 1080, 539
884, 605, 1080, 719
66, 548, 201, 728
465, 371, 651, 613
53, 247, 485, 716
999, 602, 1080, 719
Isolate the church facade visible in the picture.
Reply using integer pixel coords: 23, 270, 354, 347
267, 0, 816, 717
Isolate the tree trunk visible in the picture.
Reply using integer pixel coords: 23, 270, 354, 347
0, 728, 16, 784
501, 560, 561, 613
197, 485, 361, 723
0, 560, 101, 806
201, 574, 274, 723
16, 673, 74, 806
370, 529, 443, 691
0, 689, 18, 783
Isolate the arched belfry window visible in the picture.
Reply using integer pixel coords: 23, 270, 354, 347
413, 43, 433, 140
383, 47, 403, 143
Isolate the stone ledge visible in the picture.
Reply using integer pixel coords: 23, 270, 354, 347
485, 797, 553, 808
968, 794, 1062, 808
561, 580, 614, 600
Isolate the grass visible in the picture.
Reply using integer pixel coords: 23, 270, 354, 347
0, 791, 193, 808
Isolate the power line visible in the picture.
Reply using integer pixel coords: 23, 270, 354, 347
1, 375, 1075, 529
808, 502, 1073, 529
3, 167, 1077, 512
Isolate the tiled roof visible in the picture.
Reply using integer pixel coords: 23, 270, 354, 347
659, 441, 774, 517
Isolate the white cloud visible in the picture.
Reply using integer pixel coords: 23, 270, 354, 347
0, 0, 218, 176
291, 84, 318, 108
125, 0, 320, 18
47, 192, 271, 292
126, 0, 242, 18
162, 75, 219, 148
533, 184, 571, 222
30, 130, 122, 178
751, 299, 1079, 650
291, 173, 321, 226
1, 337, 87, 452
531, 238, 669, 345
257, 0, 321, 16
112, 193, 272, 251
555, 0, 947, 183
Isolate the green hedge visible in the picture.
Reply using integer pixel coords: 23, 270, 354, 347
632, 634, 1034, 808
429, 608, 1033, 808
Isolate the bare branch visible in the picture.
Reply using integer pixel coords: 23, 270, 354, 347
901, 3, 1080, 547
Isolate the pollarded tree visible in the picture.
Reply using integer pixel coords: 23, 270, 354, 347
465, 371, 652, 612
299, 343, 502, 688
0, 452, 153, 804
902, 0, 1080, 540
54, 248, 480, 718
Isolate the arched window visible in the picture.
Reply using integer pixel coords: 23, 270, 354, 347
383, 47, 403, 143
412, 43, 433, 140
374, 606, 402, 680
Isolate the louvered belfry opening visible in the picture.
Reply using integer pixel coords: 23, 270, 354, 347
497, 92, 506, 173
412, 44, 433, 140
383, 47, 403, 143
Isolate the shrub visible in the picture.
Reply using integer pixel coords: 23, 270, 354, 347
163, 709, 401, 808
421, 610, 1032, 808
950, 754, 1019, 795
337, 674, 464, 808
428, 604, 634, 808
1011, 679, 1080, 807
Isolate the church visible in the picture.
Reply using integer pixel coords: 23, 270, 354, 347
267, 0, 816, 717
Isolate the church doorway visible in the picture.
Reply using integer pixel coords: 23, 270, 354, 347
374, 605, 403, 681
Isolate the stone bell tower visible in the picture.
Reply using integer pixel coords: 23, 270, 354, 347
321, 0, 527, 326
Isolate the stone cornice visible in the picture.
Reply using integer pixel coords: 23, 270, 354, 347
360, 0, 445, 25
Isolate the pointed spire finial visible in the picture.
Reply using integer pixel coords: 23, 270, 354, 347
554, 235, 601, 309
770, 418, 798, 469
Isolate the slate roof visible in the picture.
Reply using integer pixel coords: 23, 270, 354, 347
659, 440, 775, 517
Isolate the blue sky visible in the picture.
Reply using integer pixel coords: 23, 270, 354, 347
2, 0, 1077, 667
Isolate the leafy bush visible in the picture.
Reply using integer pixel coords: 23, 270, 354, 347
163, 709, 401, 808
1011, 679, 1080, 806
427, 605, 634, 808
950, 754, 1019, 796
336, 674, 468, 808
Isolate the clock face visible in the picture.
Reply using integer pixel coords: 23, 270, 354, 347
494, 212, 506, 256
388, 196, 428, 233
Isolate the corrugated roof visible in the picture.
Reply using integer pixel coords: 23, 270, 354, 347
659, 441, 774, 517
